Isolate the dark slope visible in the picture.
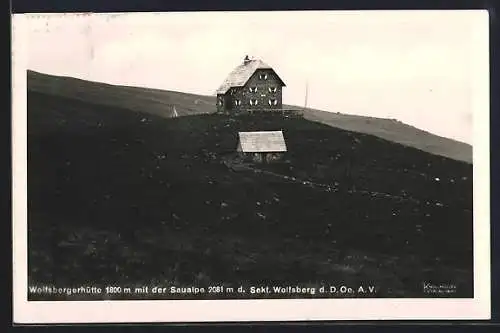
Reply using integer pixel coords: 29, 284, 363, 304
28, 90, 473, 299
27, 70, 214, 118
28, 70, 472, 163
293, 106, 473, 164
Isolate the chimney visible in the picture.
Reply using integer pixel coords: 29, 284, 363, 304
243, 55, 251, 65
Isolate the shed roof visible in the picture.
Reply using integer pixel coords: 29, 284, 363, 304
237, 131, 287, 153
216, 59, 285, 95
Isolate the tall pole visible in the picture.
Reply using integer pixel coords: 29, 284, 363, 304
304, 80, 309, 110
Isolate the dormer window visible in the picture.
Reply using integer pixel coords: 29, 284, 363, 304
234, 99, 242, 106
268, 99, 278, 106
259, 73, 268, 80
249, 99, 259, 106
249, 86, 258, 93
268, 87, 277, 93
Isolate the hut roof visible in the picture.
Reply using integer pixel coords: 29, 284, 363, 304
216, 59, 286, 95
237, 131, 287, 153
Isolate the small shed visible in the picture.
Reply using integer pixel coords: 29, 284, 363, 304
236, 131, 287, 163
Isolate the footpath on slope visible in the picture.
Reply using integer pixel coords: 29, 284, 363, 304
220, 156, 422, 205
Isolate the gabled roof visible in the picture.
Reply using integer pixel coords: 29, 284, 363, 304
237, 131, 287, 153
216, 59, 286, 95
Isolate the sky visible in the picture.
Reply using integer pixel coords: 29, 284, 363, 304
22, 10, 488, 144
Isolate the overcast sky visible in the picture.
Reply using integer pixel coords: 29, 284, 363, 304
23, 10, 488, 144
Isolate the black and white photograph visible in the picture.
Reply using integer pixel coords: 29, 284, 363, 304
12, 10, 490, 323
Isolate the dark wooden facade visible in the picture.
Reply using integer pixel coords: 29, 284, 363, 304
217, 61, 285, 115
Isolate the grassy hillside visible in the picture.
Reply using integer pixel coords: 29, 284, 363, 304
289, 106, 472, 164
27, 70, 214, 118
27, 70, 472, 163
27, 87, 473, 300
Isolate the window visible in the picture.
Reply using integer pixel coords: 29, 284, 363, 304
249, 86, 258, 93
268, 87, 277, 93
268, 99, 278, 106
249, 99, 259, 106
234, 99, 242, 106
259, 73, 268, 80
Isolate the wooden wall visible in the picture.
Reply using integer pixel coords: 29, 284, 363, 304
241, 69, 283, 111
219, 69, 284, 114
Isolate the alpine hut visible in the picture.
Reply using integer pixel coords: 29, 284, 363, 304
216, 56, 286, 115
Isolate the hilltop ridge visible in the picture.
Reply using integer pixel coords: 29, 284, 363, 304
27, 70, 472, 163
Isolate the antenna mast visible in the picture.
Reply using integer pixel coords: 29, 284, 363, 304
304, 81, 309, 109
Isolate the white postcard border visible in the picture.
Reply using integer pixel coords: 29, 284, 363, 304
12, 11, 491, 324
